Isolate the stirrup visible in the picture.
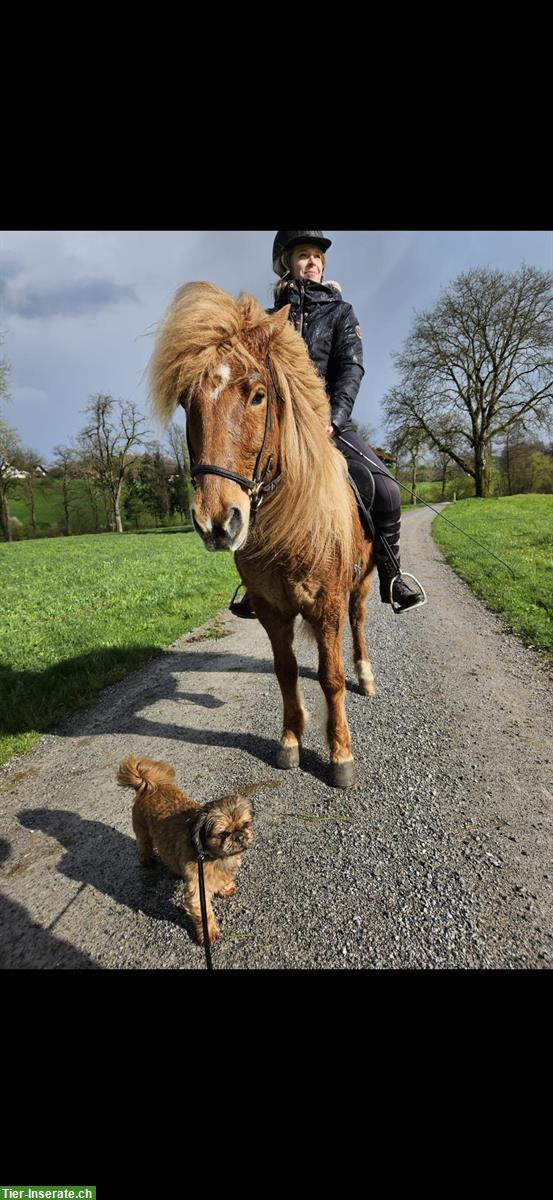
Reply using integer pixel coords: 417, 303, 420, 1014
229, 584, 256, 618
390, 572, 427, 614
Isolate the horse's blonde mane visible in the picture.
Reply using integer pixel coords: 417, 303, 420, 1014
149, 282, 354, 575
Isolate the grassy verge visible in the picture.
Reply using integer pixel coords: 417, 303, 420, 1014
431, 495, 553, 659
0, 531, 240, 766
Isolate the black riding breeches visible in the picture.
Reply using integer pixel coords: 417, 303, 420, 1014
335, 428, 400, 519
335, 428, 403, 579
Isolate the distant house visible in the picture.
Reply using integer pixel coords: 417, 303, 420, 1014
3, 466, 29, 479
2, 464, 48, 479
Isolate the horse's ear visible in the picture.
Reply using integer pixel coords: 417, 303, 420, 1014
267, 305, 290, 338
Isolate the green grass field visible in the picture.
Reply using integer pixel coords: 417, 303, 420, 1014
432, 495, 553, 658
400, 477, 476, 512
0, 532, 241, 766
9, 477, 103, 531
8, 476, 187, 534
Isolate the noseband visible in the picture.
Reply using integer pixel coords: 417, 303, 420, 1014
181, 355, 281, 513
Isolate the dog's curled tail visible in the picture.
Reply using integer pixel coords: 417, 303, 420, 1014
117, 755, 177, 793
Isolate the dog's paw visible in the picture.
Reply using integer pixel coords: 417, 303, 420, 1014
194, 921, 220, 946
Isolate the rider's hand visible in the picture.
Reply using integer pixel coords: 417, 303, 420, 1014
326, 424, 336, 437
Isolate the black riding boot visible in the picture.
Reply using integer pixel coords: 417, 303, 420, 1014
229, 585, 256, 619
373, 512, 426, 611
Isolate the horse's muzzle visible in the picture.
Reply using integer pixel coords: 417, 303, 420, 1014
192, 504, 246, 552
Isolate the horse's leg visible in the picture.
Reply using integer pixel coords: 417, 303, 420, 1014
311, 608, 354, 789
349, 571, 377, 696
254, 599, 307, 769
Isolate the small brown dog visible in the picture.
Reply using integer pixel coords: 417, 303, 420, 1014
117, 755, 254, 945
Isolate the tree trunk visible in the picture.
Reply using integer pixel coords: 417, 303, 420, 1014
0, 490, 12, 542
505, 434, 512, 495
29, 484, 37, 532
474, 444, 488, 497
62, 476, 70, 536
114, 485, 124, 533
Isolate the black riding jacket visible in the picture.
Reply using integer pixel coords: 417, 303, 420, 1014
269, 278, 364, 432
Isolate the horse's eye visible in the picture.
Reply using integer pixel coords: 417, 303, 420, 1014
251, 392, 264, 407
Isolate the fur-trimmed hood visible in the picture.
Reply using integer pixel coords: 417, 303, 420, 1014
273, 278, 342, 306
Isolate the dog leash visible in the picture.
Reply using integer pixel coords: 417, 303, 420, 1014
196, 853, 213, 970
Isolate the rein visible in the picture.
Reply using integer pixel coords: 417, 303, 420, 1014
183, 354, 282, 514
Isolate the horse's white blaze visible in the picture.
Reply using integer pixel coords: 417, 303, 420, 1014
209, 362, 231, 400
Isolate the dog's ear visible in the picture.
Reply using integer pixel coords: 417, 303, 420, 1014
190, 809, 211, 856
243, 796, 255, 819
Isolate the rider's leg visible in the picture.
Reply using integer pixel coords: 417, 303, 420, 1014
336, 429, 425, 611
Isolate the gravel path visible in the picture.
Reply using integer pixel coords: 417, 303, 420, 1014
1, 505, 552, 970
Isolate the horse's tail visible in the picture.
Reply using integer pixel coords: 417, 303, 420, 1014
117, 755, 177, 794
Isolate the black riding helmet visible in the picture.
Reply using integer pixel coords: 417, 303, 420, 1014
272, 230, 332, 277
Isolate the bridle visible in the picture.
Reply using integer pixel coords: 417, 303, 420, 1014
181, 354, 282, 514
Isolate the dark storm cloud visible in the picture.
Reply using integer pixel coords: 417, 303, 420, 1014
5, 277, 138, 319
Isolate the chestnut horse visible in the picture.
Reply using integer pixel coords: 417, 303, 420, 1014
149, 282, 376, 788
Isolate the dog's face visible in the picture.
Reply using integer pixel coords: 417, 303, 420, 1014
191, 794, 254, 859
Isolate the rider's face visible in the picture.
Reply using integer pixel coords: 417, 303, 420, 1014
289, 245, 324, 283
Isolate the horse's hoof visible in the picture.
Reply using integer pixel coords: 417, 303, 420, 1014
276, 745, 300, 769
332, 760, 355, 789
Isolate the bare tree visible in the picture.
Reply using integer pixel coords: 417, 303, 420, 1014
165, 420, 192, 522
19, 451, 41, 533
0, 334, 19, 540
77, 395, 147, 533
389, 425, 428, 504
51, 444, 78, 535
0, 418, 23, 542
383, 265, 553, 497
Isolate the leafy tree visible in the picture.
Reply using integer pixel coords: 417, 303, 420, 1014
125, 446, 171, 527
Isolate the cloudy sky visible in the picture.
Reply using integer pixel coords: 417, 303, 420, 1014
1, 229, 551, 461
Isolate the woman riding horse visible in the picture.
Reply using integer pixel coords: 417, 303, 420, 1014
230, 229, 425, 617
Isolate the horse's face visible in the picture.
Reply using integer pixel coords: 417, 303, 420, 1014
184, 361, 274, 552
